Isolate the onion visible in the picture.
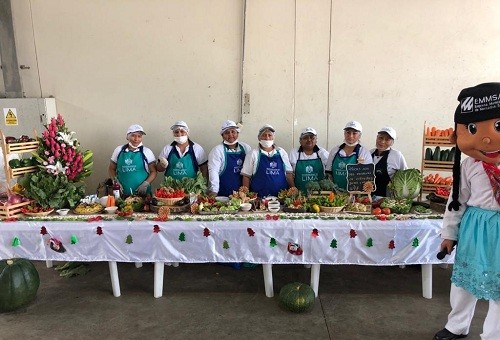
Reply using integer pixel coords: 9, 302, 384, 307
6, 189, 23, 205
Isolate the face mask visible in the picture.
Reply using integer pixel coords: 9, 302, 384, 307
344, 140, 359, 147
128, 142, 143, 149
259, 140, 274, 148
174, 136, 188, 144
223, 140, 238, 146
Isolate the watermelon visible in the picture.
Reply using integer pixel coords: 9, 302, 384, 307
0, 259, 40, 312
279, 282, 315, 313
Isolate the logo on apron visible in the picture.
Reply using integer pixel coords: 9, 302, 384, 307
266, 161, 281, 175
173, 161, 188, 176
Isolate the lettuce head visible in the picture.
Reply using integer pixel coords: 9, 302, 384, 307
388, 169, 422, 199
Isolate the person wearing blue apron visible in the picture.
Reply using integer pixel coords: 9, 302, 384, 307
156, 120, 208, 181
289, 127, 329, 194
109, 124, 157, 196
241, 124, 295, 198
208, 120, 251, 196
370, 126, 407, 197
325, 121, 373, 191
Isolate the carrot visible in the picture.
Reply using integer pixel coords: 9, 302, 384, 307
109, 195, 115, 207
448, 127, 454, 136
434, 174, 442, 184
444, 177, 453, 186
329, 192, 335, 202
426, 127, 431, 136
431, 127, 436, 136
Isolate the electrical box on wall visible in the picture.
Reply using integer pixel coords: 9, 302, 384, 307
0, 98, 57, 136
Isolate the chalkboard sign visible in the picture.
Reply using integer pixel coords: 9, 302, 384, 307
346, 163, 376, 193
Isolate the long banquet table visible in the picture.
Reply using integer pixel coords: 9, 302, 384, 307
0, 214, 453, 299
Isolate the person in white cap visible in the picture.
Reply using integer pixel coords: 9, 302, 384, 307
289, 127, 329, 193
207, 120, 251, 196
156, 120, 208, 180
325, 121, 373, 191
241, 124, 295, 197
108, 124, 157, 196
370, 127, 408, 197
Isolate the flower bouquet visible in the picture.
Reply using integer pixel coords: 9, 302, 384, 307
19, 114, 93, 209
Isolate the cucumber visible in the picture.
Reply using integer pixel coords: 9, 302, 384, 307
425, 148, 433, 161
440, 149, 449, 162
447, 147, 455, 161
433, 146, 441, 161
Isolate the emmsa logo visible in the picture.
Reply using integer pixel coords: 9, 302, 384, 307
461, 94, 500, 113
461, 97, 474, 113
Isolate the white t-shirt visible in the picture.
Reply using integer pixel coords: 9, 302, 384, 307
110, 145, 156, 172
157, 141, 207, 166
208, 142, 251, 193
325, 144, 374, 171
241, 146, 293, 177
289, 146, 329, 172
441, 156, 498, 240
369, 147, 408, 177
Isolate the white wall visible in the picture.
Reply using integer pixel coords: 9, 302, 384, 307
8, 0, 500, 192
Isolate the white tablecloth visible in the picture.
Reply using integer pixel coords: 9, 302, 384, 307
0, 218, 453, 265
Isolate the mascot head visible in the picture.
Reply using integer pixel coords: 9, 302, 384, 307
449, 82, 500, 211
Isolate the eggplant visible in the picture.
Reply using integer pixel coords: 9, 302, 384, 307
5, 136, 16, 144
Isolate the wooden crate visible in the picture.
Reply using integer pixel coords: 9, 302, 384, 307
10, 165, 38, 178
423, 136, 455, 146
422, 160, 454, 171
0, 200, 32, 219
5, 141, 39, 154
422, 183, 451, 193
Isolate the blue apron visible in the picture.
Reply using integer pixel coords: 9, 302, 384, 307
116, 146, 150, 195
218, 144, 246, 197
294, 147, 324, 194
250, 150, 288, 197
165, 140, 198, 179
331, 144, 360, 191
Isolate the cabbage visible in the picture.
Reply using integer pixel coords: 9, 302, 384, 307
388, 169, 422, 199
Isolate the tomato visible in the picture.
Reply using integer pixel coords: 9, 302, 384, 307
372, 207, 382, 215
381, 208, 391, 215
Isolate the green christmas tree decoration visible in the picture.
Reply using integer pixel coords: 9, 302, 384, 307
366, 238, 373, 247
70, 234, 79, 245
125, 235, 133, 244
412, 237, 419, 247
270, 237, 277, 248
11, 237, 20, 247
223, 240, 230, 249
179, 232, 186, 242
330, 239, 337, 248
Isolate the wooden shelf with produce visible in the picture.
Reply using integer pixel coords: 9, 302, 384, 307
420, 124, 455, 199
0, 129, 39, 187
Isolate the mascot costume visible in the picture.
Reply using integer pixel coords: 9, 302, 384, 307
434, 83, 500, 340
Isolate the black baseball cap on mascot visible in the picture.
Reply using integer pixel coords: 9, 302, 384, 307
449, 82, 500, 211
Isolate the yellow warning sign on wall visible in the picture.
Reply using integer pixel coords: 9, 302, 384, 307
3, 108, 18, 126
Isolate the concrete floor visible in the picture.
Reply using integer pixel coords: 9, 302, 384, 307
0, 262, 488, 340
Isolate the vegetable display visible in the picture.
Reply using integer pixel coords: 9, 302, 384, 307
0, 258, 40, 312
388, 169, 422, 199
161, 171, 207, 194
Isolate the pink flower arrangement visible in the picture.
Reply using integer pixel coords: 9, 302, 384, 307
35, 114, 92, 182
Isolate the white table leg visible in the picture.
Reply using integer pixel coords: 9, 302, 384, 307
421, 264, 432, 299
262, 264, 274, 297
310, 264, 321, 297
45, 260, 53, 268
108, 261, 121, 297
135, 262, 143, 268
154, 262, 164, 298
